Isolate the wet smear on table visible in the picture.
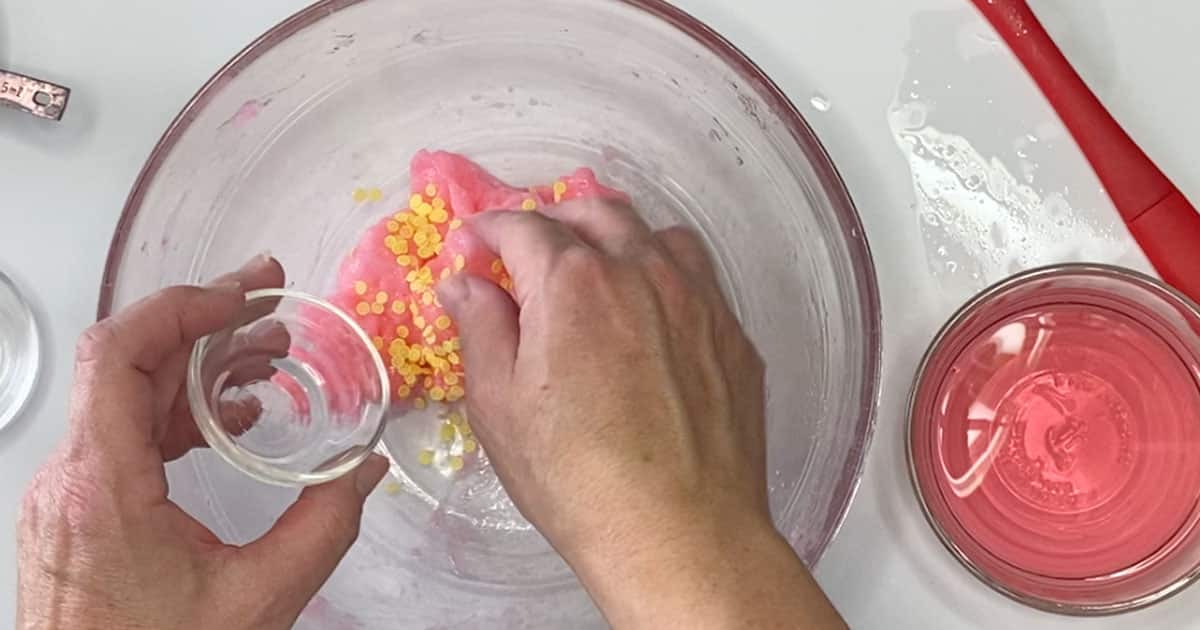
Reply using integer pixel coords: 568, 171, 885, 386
889, 9, 1131, 298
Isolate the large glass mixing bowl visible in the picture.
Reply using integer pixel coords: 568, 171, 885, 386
99, 1, 881, 626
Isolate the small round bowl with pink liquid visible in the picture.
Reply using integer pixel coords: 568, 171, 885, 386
909, 263, 1200, 615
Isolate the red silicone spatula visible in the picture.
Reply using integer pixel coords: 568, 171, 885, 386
972, 0, 1200, 303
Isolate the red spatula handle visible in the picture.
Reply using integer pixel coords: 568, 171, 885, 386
972, 0, 1200, 303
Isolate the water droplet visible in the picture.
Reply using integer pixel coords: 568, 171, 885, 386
965, 174, 984, 190
937, 245, 949, 257
1026, 133, 1040, 143
1016, 148, 1029, 159
809, 94, 831, 112
946, 261, 959, 273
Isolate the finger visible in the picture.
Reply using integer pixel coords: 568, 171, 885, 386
234, 455, 388, 619
437, 274, 520, 410
68, 283, 247, 484
654, 226, 719, 284
209, 253, 286, 293
160, 394, 263, 462
466, 210, 584, 306
152, 257, 287, 457
540, 198, 654, 255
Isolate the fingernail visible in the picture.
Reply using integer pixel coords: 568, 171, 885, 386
354, 454, 388, 497
239, 253, 275, 274
436, 275, 470, 307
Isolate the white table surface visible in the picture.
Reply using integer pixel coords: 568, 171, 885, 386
2, 0, 1199, 627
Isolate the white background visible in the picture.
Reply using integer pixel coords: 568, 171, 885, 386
2, 0, 1199, 627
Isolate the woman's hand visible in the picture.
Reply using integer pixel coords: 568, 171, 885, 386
440, 201, 846, 629
18, 256, 388, 630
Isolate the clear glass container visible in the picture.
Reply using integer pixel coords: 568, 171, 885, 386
189, 289, 388, 486
99, 0, 881, 626
909, 264, 1200, 614
0, 271, 38, 431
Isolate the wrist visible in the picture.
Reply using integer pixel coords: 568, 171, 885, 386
568, 510, 785, 627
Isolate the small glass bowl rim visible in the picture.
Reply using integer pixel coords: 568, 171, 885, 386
907, 262, 1200, 616
187, 288, 390, 487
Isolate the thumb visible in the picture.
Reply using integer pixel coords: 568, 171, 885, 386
438, 274, 520, 405
234, 454, 388, 618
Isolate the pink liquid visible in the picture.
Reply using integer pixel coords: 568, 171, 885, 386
913, 280, 1200, 601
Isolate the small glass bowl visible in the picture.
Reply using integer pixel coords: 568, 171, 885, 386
188, 289, 389, 486
909, 264, 1200, 614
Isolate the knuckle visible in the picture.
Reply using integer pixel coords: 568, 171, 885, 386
555, 247, 610, 283
639, 250, 692, 303
657, 225, 701, 249
75, 320, 119, 362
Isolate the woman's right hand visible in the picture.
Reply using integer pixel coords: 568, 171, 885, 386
439, 200, 846, 629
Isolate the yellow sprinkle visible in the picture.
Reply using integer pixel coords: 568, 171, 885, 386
553, 181, 568, 203
354, 280, 368, 295
521, 198, 538, 211
416, 202, 434, 217
430, 209, 449, 224
396, 255, 414, 267
414, 398, 427, 410
396, 325, 409, 338
435, 315, 452, 330
439, 422, 456, 442
422, 291, 435, 306
448, 351, 461, 365
500, 277, 513, 291
463, 438, 478, 454
433, 197, 447, 211
448, 412, 464, 426
352, 188, 370, 203
368, 188, 383, 202
387, 220, 400, 233
414, 315, 426, 329
448, 455, 464, 472
417, 449, 435, 466
371, 336, 384, 349
418, 246, 435, 260
390, 300, 403, 315
444, 372, 459, 386
395, 239, 409, 254
375, 291, 388, 304
447, 385, 465, 402
371, 303, 385, 315
355, 302, 371, 316
410, 214, 429, 228
397, 384, 411, 398
409, 194, 424, 210
398, 225, 415, 239
425, 183, 438, 198
454, 255, 466, 271
404, 373, 417, 386
383, 480, 403, 495
414, 231, 428, 246
449, 219, 463, 230
490, 259, 504, 274
461, 422, 473, 437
